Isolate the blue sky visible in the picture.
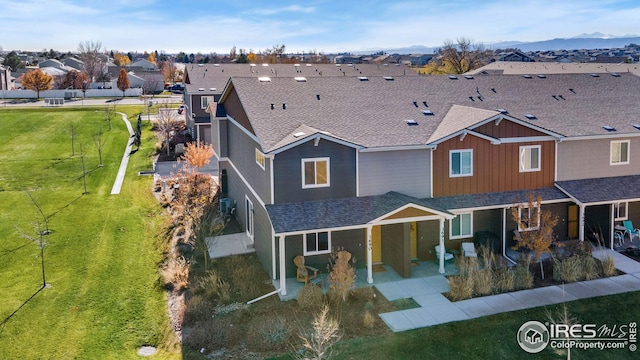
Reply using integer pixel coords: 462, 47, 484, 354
1, 0, 639, 54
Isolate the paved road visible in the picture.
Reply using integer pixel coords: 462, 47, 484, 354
0, 94, 183, 108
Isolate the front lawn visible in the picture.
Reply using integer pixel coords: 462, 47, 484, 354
0, 107, 180, 359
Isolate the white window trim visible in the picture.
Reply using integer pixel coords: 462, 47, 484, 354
303, 231, 331, 256
255, 148, 265, 170
610, 140, 630, 165
301, 157, 330, 189
449, 149, 473, 178
518, 204, 541, 231
449, 212, 473, 239
519, 145, 541, 172
201, 95, 213, 109
614, 201, 628, 221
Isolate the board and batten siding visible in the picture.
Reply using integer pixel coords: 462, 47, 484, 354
557, 138, 640, 181
358, 149, 431, 198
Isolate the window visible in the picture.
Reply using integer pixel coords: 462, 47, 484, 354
450, 149, 473, 177
611, 140, 629, 165
304, 231, 331, 255
302, 158, 330, 188
518, 204, 541, 231
520, 145, 541, 172
255, 148, 265, 170
614, 202, 628, 221
201, 96, 213, 109
450, 213, 473, 239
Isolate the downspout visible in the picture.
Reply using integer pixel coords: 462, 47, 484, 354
278, 235, 286, 296
438, 218, 445, 274
366, 225, 373, 284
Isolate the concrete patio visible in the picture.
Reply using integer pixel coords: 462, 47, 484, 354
205, 232, 254, 259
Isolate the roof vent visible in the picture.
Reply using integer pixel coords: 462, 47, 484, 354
306, 64, 312, 67
316, 94, 320, 100
198, 64, 203, 67
358, 76, 369, 81
213, 64, 220, 67
383, 76, 394, 81
250, 64, 256, 67
524, 114, 537, 120
523, 74, 532, 79
270, 103, 274, 110
413, 101, 419, 107
496, 108, 508, 114
258, 77, 271, 82
294, 77, 307, 82
210, 87, 216, 91
422, 101, 428, 107
603, 126, 616, 132
464, 75, 474, 79
262, 63, 269, 67
293, 132, 305, 137
590, 73, 600, 77
632, 124, 640, 130
537, 74, 546, 78
421, 110, 434, 116
448, 75, 458, 80
405, 120, 419, 126
282, 103, 286, 110
294, 64, 300, 67
198, 88, 205, 91
491, 88, 497, 93
569, 88, 576, 94
611, 73, 621, 77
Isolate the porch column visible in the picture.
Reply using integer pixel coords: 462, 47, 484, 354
366, 225, 373, 284
271, 233, 276, 280
502, 208, 507, 258
439, 218, 445, 274
578, 204, 585, 241
610, 203, 615, 250
278, 235, 286, 296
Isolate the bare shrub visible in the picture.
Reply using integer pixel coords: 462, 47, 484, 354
362, 308, 376, 329
194, 271, 231, 305
327, 249, 356, 302
297, 284, 326, 311
162, 256, 189, 291
601, 255, 617, 277
478, 244, 497, 269
553, 256, 580, 282
296, 306, 341, 360
494, 267, 515, 293
514, 258, 533, 290
247, 316, 293, 352
581, 255, 601, 280
183, 294, 214, 325
473, 267, 494, 296
183, 317, 239, 353
447, 275, 473, 301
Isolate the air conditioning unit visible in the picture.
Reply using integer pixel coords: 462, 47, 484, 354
220, 198, 230, 215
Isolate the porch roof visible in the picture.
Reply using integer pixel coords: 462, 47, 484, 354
555, 175, 640, 205
266, 191, 451, 235
426, 187, 570, 211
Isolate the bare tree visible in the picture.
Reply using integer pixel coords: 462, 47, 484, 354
79, 142, 88, 194
154, 105, 184, 155
68, 122, 77, 156
103, 104, 114, 130
78, 40, 103, 82
424, 37, 492, 74
24, 192, 50, 288
94, 127, 106, 166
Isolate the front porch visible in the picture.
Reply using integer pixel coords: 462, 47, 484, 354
274, 259, 458, 301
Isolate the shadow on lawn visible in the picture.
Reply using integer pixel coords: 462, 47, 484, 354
0, 285, 46, 334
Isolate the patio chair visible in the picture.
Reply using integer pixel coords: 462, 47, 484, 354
461, 242, 478, 257
623, 220, 640, 241
294, 255, 319, 284
435, 245, 454, 261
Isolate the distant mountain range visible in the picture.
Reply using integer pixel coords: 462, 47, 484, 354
352, 33, 640, 55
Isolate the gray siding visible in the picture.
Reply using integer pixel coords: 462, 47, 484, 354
227, 120, 272, 204
220, 162, 274, 277
211, 117, 220, 156
219, 119, 228, 157
359, 149, 431, 198
557, 138, 640, 181
274, 139, 356, 203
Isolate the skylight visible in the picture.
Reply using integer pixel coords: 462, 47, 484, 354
524, 114, 537, 120
384, 76, 394, 81
496, 108, 508, 114
464, 75, 474, 79
405, 120, 419, 126
294, 64, 300, 67
358, 76, 369, 81
591, 73, 600, 77
537, 74, 546, 78
603, 126, 616, 132
250, 64, 256, 67
611, 73, 621, 77
306, 64, 312, 67
294, 77, 307, 82
293, 132, 305, 137
421, 110, 434, 116
258, 77, 271, 82
632, 124, 640, 130
198, 88, 204, 91
523, 74, 532, 79
448, 75, 458, 80
262, 63, 269, 67
210, 87, 216, 91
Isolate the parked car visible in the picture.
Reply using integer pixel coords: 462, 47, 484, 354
169, 83, 185, 94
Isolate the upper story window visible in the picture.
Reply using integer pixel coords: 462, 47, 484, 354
302, 158, 330, 188
255, 148, 265, 170
614, 201, 628, 221
520, 145, 541, 172
201, 96, 214, 109
304, 231, 331, 255
450, 213, 473, 239
518, 204, 540, 231
611, 140, 629, 165
450, 149, 473, 177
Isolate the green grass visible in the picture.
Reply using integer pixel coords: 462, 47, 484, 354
0, 107, 180, 359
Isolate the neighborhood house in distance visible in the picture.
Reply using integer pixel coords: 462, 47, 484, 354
184, 62, 640, 297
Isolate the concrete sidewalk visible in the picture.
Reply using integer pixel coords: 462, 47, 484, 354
378, 247, 640, 332
110, 112, 135, 195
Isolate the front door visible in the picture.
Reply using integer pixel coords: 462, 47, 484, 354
245, 196, 254, 242
568, 205, 578, 239
410, 222, 418, 260
371, 225, 382, 264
